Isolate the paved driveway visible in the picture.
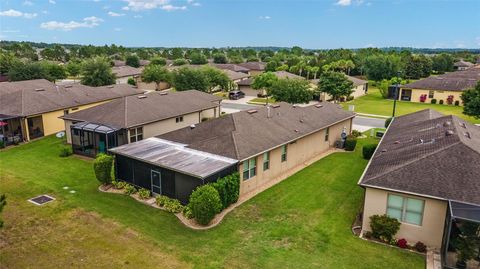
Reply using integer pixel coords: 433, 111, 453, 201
352, 116, 386, 132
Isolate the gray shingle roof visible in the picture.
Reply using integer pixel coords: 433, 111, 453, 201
159, 102, 355, 160
237, 62, 266, 71
222, 69, 250, 81
112, 66, 144, 78
61, 90, 221, 129
0, 79, 144, 117
403, 66, 480, 91
273, 71, 305, 80
454, 60, 474, 68
212, 64, 250, 73
359, 109, 480, 205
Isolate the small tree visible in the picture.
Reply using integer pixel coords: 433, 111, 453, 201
189, 53, 208, 65
81, 57, 116, 86
141, 65, 171, 90
0, 194, 6, 228
172, 58, 188, 66
211, 172, 240, 209
93, 154, 114, 185
188, 185, 222, 225
362, 144, 377, 159
8, 62, 47, 81
213, 53, 228, 64
461, 82, 480, 119
317, 71, 354, 103
268, 78, 313, 104
42, 62, 67, 82
150, 57, 167, 66
202, 66, 231, 92
173, 67, 209, 92
251, 72, 278, 97
66, 62, 81, 81
125, 55, 140, 68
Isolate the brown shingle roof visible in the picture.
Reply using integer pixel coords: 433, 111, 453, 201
359, 109, 480, 205
160, 102, 355, 160
237, 62, 266, 71
454, 60, 474, 68
0, 79, 144, 117
112, 66, 144, 78
273, 71, 305, 80
403, 67, 480, 91
61, 90, 221, 129
212, 64, 250, 73
222, 69, 250, 81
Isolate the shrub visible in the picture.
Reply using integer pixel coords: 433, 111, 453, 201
155, 195, 169, 207
189, 185, 222, 225
164, 198, 183, 213
346, 95, 354, 101
93, 154, 114, 185
138, 188, 151, 199
385, 117, 393, 128
415, 241, 427, 253
127, 77, 136, 86
362, 144, 378, 159
397, 238, 408, 249
183, 205, 193, 219
344, 135, 357, 151
431, 98, 437, 104
351, 130, 362, 138
454, 100, 460, 106
123, 184, 137, 195
112, 180, 126, 189
59, 146, 72, 157
211, 172, 240, 209
439, 99, 444, 105
0, 140, 4, 148
363, 231, 373, 239
369, 214, 401, 242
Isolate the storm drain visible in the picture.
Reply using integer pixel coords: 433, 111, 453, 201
28, 195, 55, 206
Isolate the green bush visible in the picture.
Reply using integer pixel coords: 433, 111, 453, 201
0, 140, 4, 148
351, 130, 362, 138
454, 100, 460, 106
431, 98, 437, 104
384, 117, 393, 128
127, 77, 136, 86
369, 214, 401, 242
155, 195, 169, 207
155, 195, 183, 213
362, 144, 378, 160
189, 185, 222, 225
59, 146, 72, 157
439, 99, 444, 105
112, 180, 126, 189
123, 184, 137, 195
93, 154, 114, 185
344, 135, 357, 151
183, 205, 193, 219
212, 172, 240, 209
138, 188, 151, 199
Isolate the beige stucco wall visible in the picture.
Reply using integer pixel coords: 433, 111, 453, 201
361, 187, 447, 248
318, 84, 366, 102
401, 88, 463, 106
238, 118, 352, 196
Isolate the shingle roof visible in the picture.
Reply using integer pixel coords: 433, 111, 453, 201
403, 67, 480, 91
0, 79, 144, 117
61, 90, 221, 129
159, 102, 355, 160
212, 64, 250, 73
454, 60, 474, 68
237, 78, 253, 86
112, 66, 144, 78
359, 109, 480, 205
273, 71, 305, 80
237, 62, 266, 71
222, 69, 251, 81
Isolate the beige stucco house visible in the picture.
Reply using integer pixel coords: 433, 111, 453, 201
313, 75, 368, 101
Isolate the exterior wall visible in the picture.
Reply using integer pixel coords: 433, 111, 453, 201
361, 187, 448, 248
238, 118, 352, 196
401, 88, 463, 105
64, 119, 74, 144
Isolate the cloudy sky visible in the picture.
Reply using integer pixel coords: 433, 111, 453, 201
0, 0, 479, 48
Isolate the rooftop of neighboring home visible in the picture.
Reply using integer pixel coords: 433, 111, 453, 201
311, 75, 367, 86
0, 79, 144, 117
113, 60, 150, 67
237, 61, 266, 71
359, 109, 480, 205
273, 71, 305, 80
402, 66, 480, 91
212, 63, 250, 73
222, 69, 250, 81
61, 90, 221, 129
454, 59, 475, 68
112, 65, 144, 78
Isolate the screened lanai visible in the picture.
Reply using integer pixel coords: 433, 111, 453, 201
71, 122, 127, 157
442, 201, 480, 269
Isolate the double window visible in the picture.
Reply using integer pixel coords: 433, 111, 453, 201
428, 90, 435, 99
325, 127, 330, 142
387, 194, 425, 226
176, 116, 184, 123
281, 145, 287, 162
129, 127, 143, 143
243, 157, 256, 180
263, 152, 270, 171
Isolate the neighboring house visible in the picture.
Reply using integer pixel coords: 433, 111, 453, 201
237, 62, 266, 76
222, 69, 250, 89
453, 59, 474, 71
358, 109, 480, 259
238, 71, 305, 96
312, 75, 368, 101
60, 90, 221, 157
400, 66, 480, 105
273, 70, 305, 80
110, 102, 355, 204
212, 64, 251, 74
112, 65, 143, 84
0, 79, 143, 145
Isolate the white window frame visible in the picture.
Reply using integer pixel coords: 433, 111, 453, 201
386, 194, 425, 226
129, 126, 143, 143
176, 116, 184, 123
263, 152, 270, 171
243, 157, 256, 180
325, 127, 330, 142
281, 145, 287, 162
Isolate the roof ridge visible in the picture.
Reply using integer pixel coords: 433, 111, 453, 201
124, 96, 128, 128
230, 114, 241, 160
21, 87, 25, 116
363, 140, 462, 184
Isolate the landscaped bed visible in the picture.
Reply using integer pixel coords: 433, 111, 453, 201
0, 135, 425, 268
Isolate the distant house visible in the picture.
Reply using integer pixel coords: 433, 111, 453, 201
400, 66, 480, 105
112, 65, 143, 84
212, 64, 250, 74
110, 102, 355, 204
0, 79, 143, 145
237, 62, 266, 76
221, 69, 250, 89
359, 109, 480, 256
60, 90, 221, 157
312, 75, 368, 101
453, 59, 474, 71
238, 71, 305, 96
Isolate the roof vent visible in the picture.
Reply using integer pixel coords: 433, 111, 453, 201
190, 124, 195, 129
419, 139, 424, 144
292, 105, 298, 108
35, 88, 45, 92
299, 119, 304, 123
294, 129, 299, 133
464, 132, 471, 139
394, 141, 400, 144
381, 149, 387, 152
247, 109, 258, 114
137, 95, 147, 99
160, 92, 168, 95
272, 104, 280, 108
107, 85, 114, 88
435, 124, 442, 128
443, 121, 452, 127
64, 85, 72, 88
445, 130, 454, 136
315, 104, 323, 108
460, 122, 467, 128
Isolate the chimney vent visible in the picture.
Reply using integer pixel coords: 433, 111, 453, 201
267, 106, 271, 118
137, 95, 147, 99
190, 124, 195, 129
443, 121, 452, 127
247, 109, 258, 114
35, 88, 45, 92
160, 92, 168, 95
315, 104, 323, 108
445, 130, 454, 136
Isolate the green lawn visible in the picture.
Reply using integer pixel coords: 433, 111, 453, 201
248, 97, 277, 104
0, 136, 425, 268
343, 87, 480, 124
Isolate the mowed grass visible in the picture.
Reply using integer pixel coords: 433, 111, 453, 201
343, 87, 480, 123
0, 136, 425, 268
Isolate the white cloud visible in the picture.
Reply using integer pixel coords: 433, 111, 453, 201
0, 9, 37, 18
40, 16, 103, 31
161, 4, 186, 11
336, 0, 364, 6
122, 0, 186, 11
192, 2, 200, 6
475, 37, 480, 46
23, 1, 34, 6
336, 0, 351, 6
2, 29, 20, 33
259, 15, 271, 20
114, 27, 122, 31
133, 14, 143, 18
49, 0, 56, 4
108, 11, 125, 16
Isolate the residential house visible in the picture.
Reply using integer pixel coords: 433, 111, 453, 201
312, 75, 368, 101
110, 102, 355, 204
358, 109, 480, 268
237, 62, 266, 76
238, 71, 305, 96
113, 65, 143, 84
60, 90, 221, 157
400, 66, 480, 105
453, 60, 474, 71
212, 63, 250, 74
0, 79, 143, 145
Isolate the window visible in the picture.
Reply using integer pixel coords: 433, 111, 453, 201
281, 145, 287, 162
325, 127, 330, 142
129, 127, 143, 143
63, 109, 69, 115
176, 116, 184, 123
428, 90, 434, 99
263, 152, 270, 171
387, 194, 425, 225
242, 157, 256, 180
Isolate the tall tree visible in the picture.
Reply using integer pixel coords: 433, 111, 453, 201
0, 51, 20, 75
42, 62, 67, 82
141, 65, 172, 90
81, 57, 116, 86
213, 53, 228, 64
8, 62, 47, 81
66, 61, 81, 80
461, 82, 480, 119
268, 78, 312, 104
252, 72, 278, 96
173, 67, 210, 92
125, 55, 140, 68
149, 57, 167, 66
189, 53, 208, 65
317, 71, 354, 103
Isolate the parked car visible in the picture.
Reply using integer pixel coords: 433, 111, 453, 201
228, 90, 245, 100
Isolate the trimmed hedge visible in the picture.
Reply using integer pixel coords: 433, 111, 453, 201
344, 135, 357, 151
211, 172, 240, 209
189, 185, 222, 225
93, 154, 114, 184
384, 117, 393, 128
431, 98, 437, 104
369, 214, 400, 242
362, 144, 377, 160
439, 99, 444, 105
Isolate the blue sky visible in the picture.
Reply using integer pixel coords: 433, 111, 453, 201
0, 0, 479, 49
